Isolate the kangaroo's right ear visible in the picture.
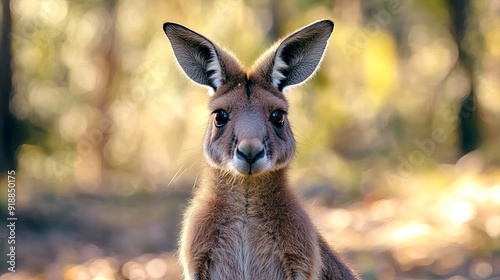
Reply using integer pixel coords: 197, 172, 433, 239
251, 20, 334, 93
163, 23, 230, 94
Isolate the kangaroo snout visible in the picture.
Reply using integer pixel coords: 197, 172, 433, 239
236, 139, 265, 164
232, 138, 269, 175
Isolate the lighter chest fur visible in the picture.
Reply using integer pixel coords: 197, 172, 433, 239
205, 193, 287, 280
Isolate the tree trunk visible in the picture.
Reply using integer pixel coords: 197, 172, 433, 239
448, 0, 482, 156
0, 0, 18, 172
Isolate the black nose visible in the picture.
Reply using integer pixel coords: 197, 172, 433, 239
236, 147, 265, 164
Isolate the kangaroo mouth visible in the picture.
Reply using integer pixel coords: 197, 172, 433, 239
231, 157, 270, 176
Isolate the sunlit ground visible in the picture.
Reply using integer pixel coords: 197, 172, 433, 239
1, 160, 499, 279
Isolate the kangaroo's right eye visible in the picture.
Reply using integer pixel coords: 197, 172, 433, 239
214, 110, 229, 127
269, 110, 285, 128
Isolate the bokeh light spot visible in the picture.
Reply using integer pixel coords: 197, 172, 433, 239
145, 258, 168, 278
470, 261, 493, 279
485, 215, 500, 238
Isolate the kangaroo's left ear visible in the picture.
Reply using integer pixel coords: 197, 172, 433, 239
163, 22, 243, 94
252, 20, 334, 93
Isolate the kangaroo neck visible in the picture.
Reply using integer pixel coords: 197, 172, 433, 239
201, 164, 289, 197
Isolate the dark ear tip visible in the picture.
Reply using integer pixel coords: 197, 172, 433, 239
163, 22, 186, 35
163, 22, 174, 33
319, 19, 334, 31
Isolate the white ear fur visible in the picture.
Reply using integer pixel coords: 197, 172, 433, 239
269, 20, 334, 93
163, 23, 224, 94
271, 58, 288, 89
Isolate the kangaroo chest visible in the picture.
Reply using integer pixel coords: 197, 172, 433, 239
207, 194, 287, 280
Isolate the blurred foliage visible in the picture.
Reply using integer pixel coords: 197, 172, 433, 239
1, 0, 500, 279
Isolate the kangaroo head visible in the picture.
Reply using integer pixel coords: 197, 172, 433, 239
163, 20, 333, 176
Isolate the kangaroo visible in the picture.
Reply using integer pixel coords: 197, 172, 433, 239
163, 20, 360, 280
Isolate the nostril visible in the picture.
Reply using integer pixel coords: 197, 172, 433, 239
236, 149, 248, 162
236, 148, 265, 164
254, 149, 264, 162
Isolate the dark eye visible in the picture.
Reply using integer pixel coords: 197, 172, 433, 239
214, 110, 229, 127
269, 110, 285, 128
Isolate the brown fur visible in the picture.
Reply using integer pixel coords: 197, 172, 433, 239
164, 20, 360, 280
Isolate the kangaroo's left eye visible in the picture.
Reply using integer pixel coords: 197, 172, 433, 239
269, 110, 285, 128
214, 110, 229, 128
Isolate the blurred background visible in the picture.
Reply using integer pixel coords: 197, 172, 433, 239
1, 0, 500, 279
